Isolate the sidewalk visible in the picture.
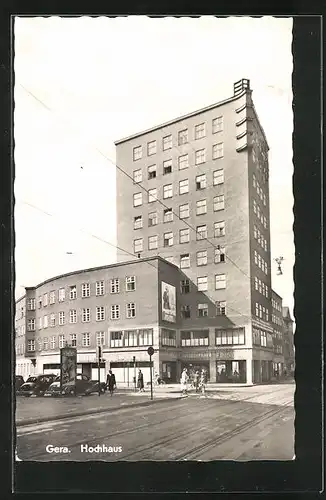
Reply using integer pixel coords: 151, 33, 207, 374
15, 391, 181, 427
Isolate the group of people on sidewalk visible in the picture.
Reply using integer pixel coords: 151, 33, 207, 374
180, 367, 208, 397
105, 369, 146, 395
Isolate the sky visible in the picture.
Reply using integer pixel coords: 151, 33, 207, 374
14, 16, 294, 318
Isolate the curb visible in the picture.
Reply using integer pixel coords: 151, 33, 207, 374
16, 396, 183, 427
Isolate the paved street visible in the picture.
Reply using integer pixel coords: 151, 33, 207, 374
16, 383, 294, 461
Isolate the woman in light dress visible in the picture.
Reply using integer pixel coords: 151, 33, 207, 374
180, 368, 189, 396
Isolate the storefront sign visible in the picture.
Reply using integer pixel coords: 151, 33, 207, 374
161, 281, 176, 323
216, 349, 234, 360
180, 351, 212, 360
252, 318, 273, 333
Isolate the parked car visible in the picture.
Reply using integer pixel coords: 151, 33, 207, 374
18, 374, 58, 397
44, 373, 106, 397
15, 375, 25, 392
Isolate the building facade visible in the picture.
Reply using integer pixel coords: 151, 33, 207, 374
271, 289, 285, 378
115, 79, 275, 384
282, 306, 295, 374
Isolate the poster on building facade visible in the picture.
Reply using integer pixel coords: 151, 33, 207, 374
60, 346, 77, 387
161, 281, 176, 323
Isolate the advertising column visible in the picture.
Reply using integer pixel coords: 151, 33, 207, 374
60, 346, 77, 390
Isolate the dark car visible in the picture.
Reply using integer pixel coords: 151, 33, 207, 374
44, 373, 106, 397
18, 374, 58, 397
15, 375, 25, 392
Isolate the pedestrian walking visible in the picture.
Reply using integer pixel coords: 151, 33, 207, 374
106, 370, 116, 396
137, 369, 145, 392
180, 368, 189, 396
200, 369, 207, 397
193, 370, 200, 393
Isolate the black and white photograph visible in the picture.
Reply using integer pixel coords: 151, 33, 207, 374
14, 16, 295, 463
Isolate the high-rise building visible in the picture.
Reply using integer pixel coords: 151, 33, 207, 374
115, 79, 274, 384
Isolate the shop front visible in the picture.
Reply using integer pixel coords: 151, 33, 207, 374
161, 361, 177, 383
216, 360, 246, 383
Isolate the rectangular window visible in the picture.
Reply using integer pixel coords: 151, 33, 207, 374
124, 330, 138, 347
27, 298, 36, 310
133, 192, 142, 207
147, 140, 157, 156
96, 306, 105, 321
263, 193, 266, 206
164, 232, 173, 247
133, 145, 142, 161
212, 116, 223, 133
196, 224, 207, 240
179, 178, 189, 195
110, 278, 120, 294
148, 211, 158, 227
70, 333, 77, 347
111, 304, 120, 320
133, 169, 142, 183
27, 319, 35, 332
69, 285, 77, 300
161, 328, 176, 347
133, 215, 143, 230
178, 154, 189, 170
197, 276, 208, 292
111, 331, 123, 348
255, 277, 258, 291
214, 246, 226, 263
126, 276, 136, 291
179, 228, 190, 244
213, 142, 224, 159
148, 188, 157, 203
96, 280, 105, 296
215, 328, 245, 346
195, 122, 206, 140
260, 331, 267, 347
50, 313, 56, 327
253, 174, 256, 187
43, 337, 48, 350
180, 253, 190, 269
215, 274, 226, 289
38, 296, 42, 309
196, 174, 206, 190
58, 311, 65, 326
213, 194, 225, 211
148, 164, 156, 180
163, 135, 172, 151
82, 333, 90, 347
178, 129, 188, 145
126, 303, 136, 318
43, 315, 48, 328
214, 221, 225, 237
148, 235, 158, 250
198, 303, 208, 317
59, 335, 65, 348
163, 159, 172, 175
49, 291, 56, 304
96, 331, 105, 347
138, 328, 153, 346
181, 330, 209, 347
196, 199, 207, 215
179, 203, 190, 219
58, 288, 65, 302
38, 317, 43, 330
181, 305, 191, 319
163, 208, 173, 223
264, 216, 267, 229
180, 279, 190, 294
195, 148, 206, 165
82, 308, 90, 322
133, 238, 143, 254
50, 336, 56, 349
213, 169, 224, 185
216, 301, 226, 315
163, 184, 173, 199
43, 293, 48, 307
197, 250, 208, 266
253, 199, 257, 214
81, 283, 90, 298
